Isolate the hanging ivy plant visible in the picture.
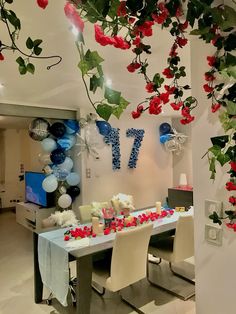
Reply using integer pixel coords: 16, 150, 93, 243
0, 0, 236, 229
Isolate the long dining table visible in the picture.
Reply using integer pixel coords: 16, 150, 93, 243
33, 207, 193, 314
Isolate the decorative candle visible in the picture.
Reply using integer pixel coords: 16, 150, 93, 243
92, 217, 99, 234
156, 201, 162, 214
97, 223, 104, 234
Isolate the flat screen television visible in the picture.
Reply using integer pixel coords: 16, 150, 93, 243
25, 171, 54, 208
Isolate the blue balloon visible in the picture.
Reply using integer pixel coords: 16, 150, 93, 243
64, 120, 80, 134
66, 172, 80, 186
57, 135, 76, 151
50, 148, 66, 165
159, 123, 172, 136
96, 120, 112, 136
160, 134, 171, 144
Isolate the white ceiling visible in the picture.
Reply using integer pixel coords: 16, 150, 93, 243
0, 1, 191, 117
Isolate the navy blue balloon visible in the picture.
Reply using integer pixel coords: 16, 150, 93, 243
96, 120, 112, 136
159, 123, 172, 135
67, 186, 80, 200
50, 148, 66, 165
50, 122, 66, 138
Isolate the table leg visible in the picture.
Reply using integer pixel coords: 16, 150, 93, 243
33, 232, 43, 303
76, 255, 92, 314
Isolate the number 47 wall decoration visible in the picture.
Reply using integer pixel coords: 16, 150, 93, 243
104, 128, 145, 170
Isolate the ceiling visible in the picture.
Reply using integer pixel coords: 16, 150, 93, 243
0, 1, 191, 118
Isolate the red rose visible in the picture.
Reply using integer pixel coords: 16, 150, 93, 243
179, 20, 188, 30
145, 82, 155, 93
149, 97, 162, 115
37, 0, 48, 9
104, 228, 111, 235
211, 103, 221, 113
132, 110, 141, 119
170, 102, 182, 110
230, 161, 236, 172
160, 92, 169, 104
64, 235, 70, 241
229, 196, 236, 206
92, 233, 97, 238
176, 37, 188, 47
205, 73, 215, 81
64, 2, 84, 32
137, 104, 144, 112
133, 36, 141, 46
203, 84, 214, 93
207, 56, 216, 67
0, 53, 4, 61
162, 68, 174, 78
117, 1, 127, 16
181, 106, 190, 118
164, 85, 176, 94
226, 181, 236, 191
127, 63, 136, 73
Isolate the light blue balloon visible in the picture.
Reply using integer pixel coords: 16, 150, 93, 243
52, 165, 70, 181
42, 174, 58, 193
66, 172, 80, 186
58, 157, 74, 171
41, 138, 57, 152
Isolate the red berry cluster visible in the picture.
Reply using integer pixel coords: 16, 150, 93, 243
64, 210, 174, 241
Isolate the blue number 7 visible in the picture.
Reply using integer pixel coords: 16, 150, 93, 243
126, 128, 145, 169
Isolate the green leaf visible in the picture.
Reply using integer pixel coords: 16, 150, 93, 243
26, 63, 35, 74
89, 75, 103, 93
217, 153, 230, 166
33, 46, 42, 56
190, 27, 210, 35
226, 53, 236, 67
112, 97, 130, 119
33, 39, 43, 47
226, 100, 236, 115
104, 87, 121, 105
19, 65, 27, 75
84, 50, 104, 70
220, 5, 236, 31
16, 56, 25, 66
96, 103, 113, 121
78, 60, 90, 76
26, 37, 34, 50
219, 111, 234, 132
209, 145, 221, 157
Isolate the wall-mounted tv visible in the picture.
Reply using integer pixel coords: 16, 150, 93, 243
25, 171, 55, 208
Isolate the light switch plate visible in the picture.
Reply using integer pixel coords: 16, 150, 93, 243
205, 199, 222, 218
205, 224, 223, 246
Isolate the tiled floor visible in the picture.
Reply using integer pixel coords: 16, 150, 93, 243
0, 212, 196, 314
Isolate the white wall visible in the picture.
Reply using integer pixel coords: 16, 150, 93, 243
191, 38, 236, 314
79, 113, 173, 209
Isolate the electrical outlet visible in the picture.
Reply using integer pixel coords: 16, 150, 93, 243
86, 168, 91, 178
205, 199, 222, 218
205, 224, 223, 246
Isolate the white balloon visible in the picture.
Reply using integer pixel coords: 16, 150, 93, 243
58, 157, 74, 171
41, 138, 57, 152
42, 174, 58, 193
58, 194, 72, 209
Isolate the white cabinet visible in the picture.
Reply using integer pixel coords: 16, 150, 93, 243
16, 202, 55, 231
